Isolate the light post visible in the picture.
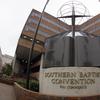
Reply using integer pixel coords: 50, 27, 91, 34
26, 0, 50, 89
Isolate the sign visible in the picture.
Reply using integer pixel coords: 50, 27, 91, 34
39, 67, 100, 97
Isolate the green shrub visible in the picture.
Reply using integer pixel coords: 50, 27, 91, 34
16, 79, 39, 92
29, 80, 39, 92
2, 63, 12, 76
16, 79, 26, 88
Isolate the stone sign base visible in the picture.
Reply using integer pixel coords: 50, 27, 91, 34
14, 82, 100, 100
40, 67, 100, 97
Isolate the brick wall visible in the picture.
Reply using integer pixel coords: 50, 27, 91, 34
14, 82, 100, 100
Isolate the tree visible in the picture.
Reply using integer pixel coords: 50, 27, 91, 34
2, 63, 12, 76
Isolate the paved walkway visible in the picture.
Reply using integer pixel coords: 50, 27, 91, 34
0, 83, 16, 100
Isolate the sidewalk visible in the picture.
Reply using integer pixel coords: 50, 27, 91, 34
0, 83, 16, 100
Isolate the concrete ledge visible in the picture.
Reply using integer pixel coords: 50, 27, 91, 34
14, 82, 63, 100
0, 78, 14, 85
14, 82, 100, 100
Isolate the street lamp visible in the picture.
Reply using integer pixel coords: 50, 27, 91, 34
26, 0, 50, 89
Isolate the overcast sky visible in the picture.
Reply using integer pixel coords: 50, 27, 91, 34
0, 0, 100, 56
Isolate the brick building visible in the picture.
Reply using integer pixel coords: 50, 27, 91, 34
13, 9, 100, 78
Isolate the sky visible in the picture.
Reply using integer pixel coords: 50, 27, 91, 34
0, 0, 100, 56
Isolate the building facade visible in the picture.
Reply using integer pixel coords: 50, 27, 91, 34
13, 9, 100, 78
80, 14, 100, 36
2, 54, 13, 66
0, 48, 13, 72
0, 48, 2, 71
13, 9, 70, 77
